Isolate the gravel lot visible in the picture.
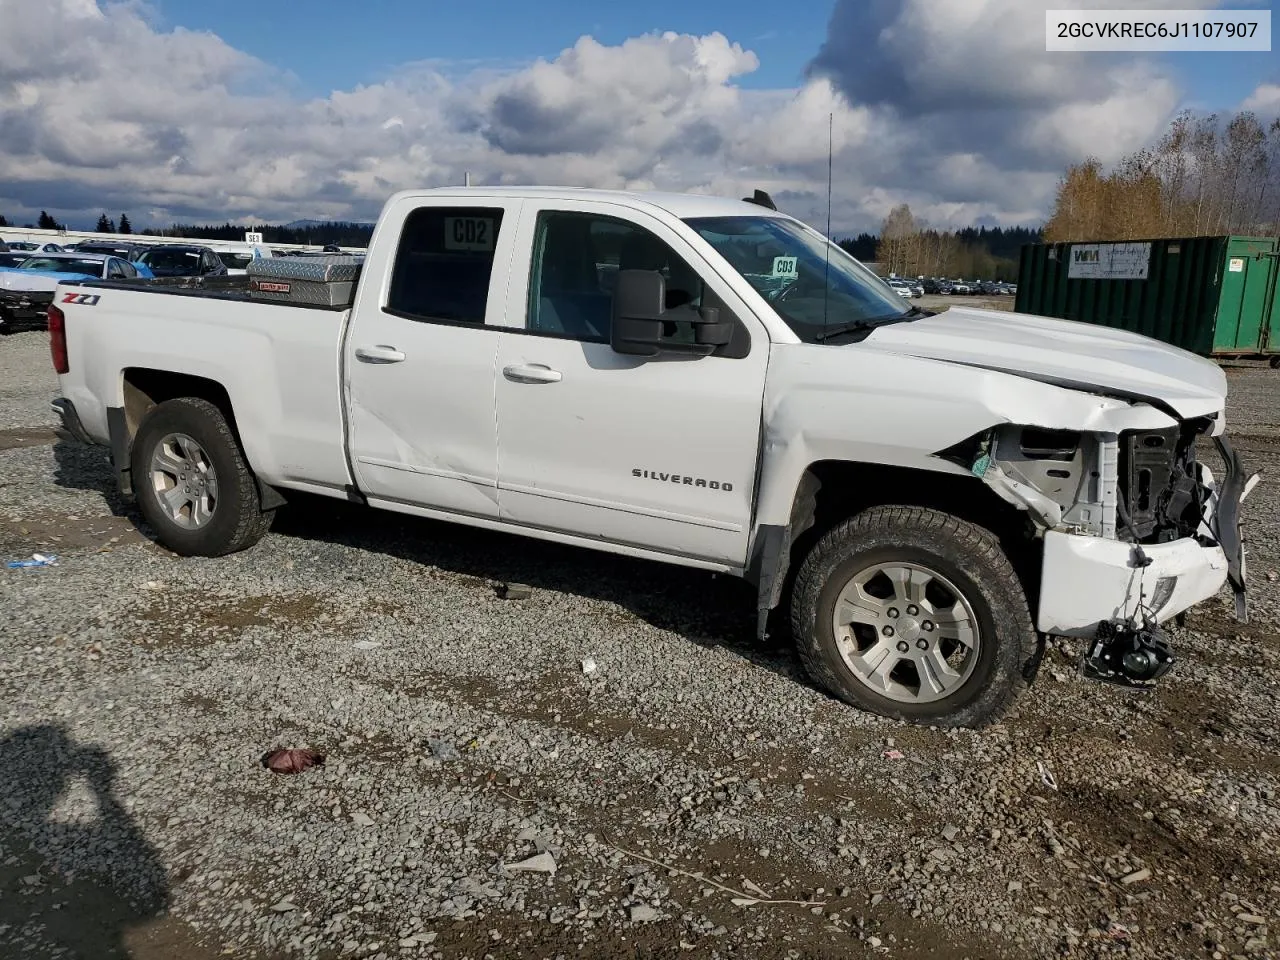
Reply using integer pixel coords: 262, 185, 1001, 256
1, 329, 1278, 960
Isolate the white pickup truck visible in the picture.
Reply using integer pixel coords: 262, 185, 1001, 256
49, 187, 1253, 727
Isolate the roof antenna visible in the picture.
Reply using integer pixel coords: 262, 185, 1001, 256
823, 111, 833, 330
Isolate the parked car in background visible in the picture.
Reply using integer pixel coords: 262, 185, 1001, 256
950, 280, 972, 295
137, 245, 228, 278
216, 242, 275, 275
6, 241, 65, 253
0, 253, 140, 332
886, 279, 916, 299
75, 241, 154, 263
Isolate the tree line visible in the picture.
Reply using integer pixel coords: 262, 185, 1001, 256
142, 221, 375, 246
852, 208, 1039, 281
0, 212, 371, 248
1044, 109, 1280, 242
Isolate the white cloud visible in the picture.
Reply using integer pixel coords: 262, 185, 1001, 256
1242, 83, 1280, 116
0, 0, 1219, 235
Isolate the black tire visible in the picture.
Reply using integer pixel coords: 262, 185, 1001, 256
130, 397, 274, 556
1269, 355, 1280, 370
791, 505, 1036, 729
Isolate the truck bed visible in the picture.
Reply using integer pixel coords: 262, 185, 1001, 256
70, 274, 349, 312
55, 278, 355, 496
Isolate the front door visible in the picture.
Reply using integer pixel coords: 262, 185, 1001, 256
345, 198, 522, 518
492, 201, 768, 567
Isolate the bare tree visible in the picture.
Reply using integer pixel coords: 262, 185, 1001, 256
877, 204, 919, 276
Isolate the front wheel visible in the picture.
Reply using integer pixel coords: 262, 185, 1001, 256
130, 397, 274, 556
791, 506, 1036, 729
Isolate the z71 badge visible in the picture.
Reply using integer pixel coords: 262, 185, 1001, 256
61, 293, 101, 305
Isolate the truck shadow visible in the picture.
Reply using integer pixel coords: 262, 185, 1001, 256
0, 725, 171, 959
52, 437, 136, 519
271, 491, 809, 678
50, 440, 806, 683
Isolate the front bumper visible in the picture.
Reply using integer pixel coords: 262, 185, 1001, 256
1037, 532, 1229, 636
1036, 435, 1251, 636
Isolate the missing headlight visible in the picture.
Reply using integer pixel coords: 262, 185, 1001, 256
1018, 428, 1081, 461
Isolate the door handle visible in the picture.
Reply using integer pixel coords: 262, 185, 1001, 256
503, 363, 562, 384
355, 344, 406, 364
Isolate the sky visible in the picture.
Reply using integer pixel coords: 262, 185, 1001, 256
0, 0, 1276, 234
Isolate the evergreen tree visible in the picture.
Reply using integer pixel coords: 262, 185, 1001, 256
0, 214, 8, 228
37, 210, 60, 230
118, 213, 132, 235
95, 213, 115, 233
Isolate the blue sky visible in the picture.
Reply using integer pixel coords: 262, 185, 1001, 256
156, 0, 1274, 106
154, 0, 834, 91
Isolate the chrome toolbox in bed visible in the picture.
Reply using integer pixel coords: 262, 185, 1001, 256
247, 255, 364, 307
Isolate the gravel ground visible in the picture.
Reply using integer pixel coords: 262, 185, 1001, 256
1, 329, 1278, 960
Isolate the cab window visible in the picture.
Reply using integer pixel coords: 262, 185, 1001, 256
387, 207, 505, 325
525, 211, 703, 343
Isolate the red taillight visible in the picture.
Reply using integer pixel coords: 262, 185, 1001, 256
48, 304, 68, 374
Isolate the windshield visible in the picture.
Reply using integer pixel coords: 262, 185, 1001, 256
20, 257, 104, 275
218, 252, 252, 268
0, 253, 30, 268
683, 216, 910, 340
139, 248, 202, 273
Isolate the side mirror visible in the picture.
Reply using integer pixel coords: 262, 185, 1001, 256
610, 269, 735, 357
610, 269, 665, 357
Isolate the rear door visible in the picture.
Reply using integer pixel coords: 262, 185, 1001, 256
492, 199, 769, 567
344, 198, 523, 518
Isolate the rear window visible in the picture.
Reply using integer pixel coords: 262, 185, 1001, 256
140, 248, 203, 270
20, 258, 105, 275
77, 245, 133, 257
387, 207, 505, 324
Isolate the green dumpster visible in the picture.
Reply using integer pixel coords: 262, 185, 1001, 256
1015, 235, 1279, 362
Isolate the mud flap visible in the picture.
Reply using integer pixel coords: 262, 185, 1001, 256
106, 406, 132, 495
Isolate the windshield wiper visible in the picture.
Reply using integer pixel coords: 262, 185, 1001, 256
813, 306, 930, 343
813, 320, 874, 343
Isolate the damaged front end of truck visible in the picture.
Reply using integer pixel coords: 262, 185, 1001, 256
954, 417, 1256, 689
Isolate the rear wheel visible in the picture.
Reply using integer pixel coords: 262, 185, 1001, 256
791, 506, 1036, 728
130, 397, 273, 556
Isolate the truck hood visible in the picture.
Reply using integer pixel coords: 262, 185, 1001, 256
0, 269, 94, 293
862, 306, 1227, 419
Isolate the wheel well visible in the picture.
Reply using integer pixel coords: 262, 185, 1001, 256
115, 368, 284, 509
122, 368, 237, 441
792, 460, 1032, 554
757, 460, 1042, 635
